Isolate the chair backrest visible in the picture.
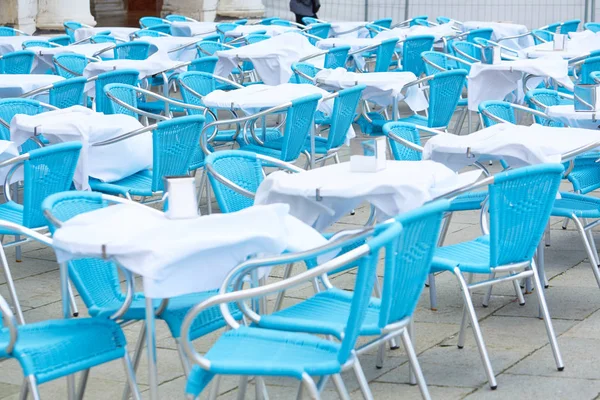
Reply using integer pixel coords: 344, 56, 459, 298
0, 50, 34, 74
147, 24, 172, 35
197, 41, 229, 58
271, 20, 294, 27
0, 98, 46, 141
187, 56, 218, 73
151, 115, 205, 192
302, 17, 320, 25
410, 15, 428, 26
401, 35, 435, 76
245, 34, 270, 45
0, 27, 18, 37
276, 94, 321, 162
543, 22, 561, 33
466, 28, 493, 43
22, 40, 53, 49
133, 29, 165, 38
422, 51, 470, 75
166, 14, 187, 22
53, 54, 88, 78
49, 35, 71, 47
452, 41, 482, 63
579, 55, 600, 84
216, 23, 238, 42
379, 200, 448, 327
382, 122, 423, 161
22, 142, 81, 228
560, 19, 580, 34
488, 164, 563, 267
103, 83, 139, 118
290, 62, 318, 84
49, 77, 86, 109
177, 71, 216, 107
324, 45, 350, 69
478, 100, 516, 127
91, 34, 117, 44
113, 42, 152, 60
140, 17, 166, 28
260, 17, 279, 25
585, 22, 600, 33
305, 23, 331, 44
42, 191, 127, 316
64, 21, 83, 42
437, 17, 451, 24
524, 89, 570, 127
205, 150, 264, 213
373, 18, 392, 29
95, 69, 139, 114
532, 29, 554, 45
427, 69, 467, 128
374, 38, 399, 72
324, 85, 365, 150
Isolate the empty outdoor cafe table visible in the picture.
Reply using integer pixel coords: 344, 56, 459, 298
214, 32, 323, 85
0, 74, 64, 98
49, 202, 329, 400
466, 56, 572, 111
255, 159, 482, 231
73, 26, 139, 42
546, 105, 600, 129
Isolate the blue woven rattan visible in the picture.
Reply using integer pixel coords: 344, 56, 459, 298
585, 22, 600, 33
185, 221, 401, 397
113, 41, 152, 60
373, 18, 392, 29
437, 17, 451, 24
524, 89, 571, 127
290, 62, 318, 84
560, 19, 580, 34
89, 115, 204, 196
53, 53, 88, 78
49, 35, 70, 46
324, 45, 350, 69
400, 35, 435, 76
94, 69, 139, 114
373, 38, 399, 72
466, 28, 493, 43
452, 41, 483, 63
139, 16, 166, 28
103, 82, 140, 118
41, 190, 241, 344
0, 316, 128, 384
0, 142, 81, 235
0, 27, 19, 36
63, 21, 84, 42
132, 29, 165, 38
478, 100, 516, 127
196, 41, 230, 57
422, 50, 471, 75
91, 34, 117, 44
259, 17, 279, 25
239, 94, 321, 162
0, 50, 34, 74
532, 29, 554, 44
578, 56, 600, 84
165, 14, 187, 22
216, 23, 238, 42
147, 24, 172, 35
305, 23, 331, 45
0, 99, 46, 141
271, 20, 294, 27
22, 40, 53, 49
49, 77, 86, 109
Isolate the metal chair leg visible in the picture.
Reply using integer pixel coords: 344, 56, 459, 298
196, 168, 207, 210
0, 243, 24, 324
572, 216, 600, 288
352, 356, 374, 400
18, 377, 28, 400
455, 268, 497, 389
562, 217, 569, 230
401, 330, 432, 400
176, 338, 191, 377
331, 374, 351, 400
122, 352, 142, 400
531, 260, 564, 371
68, 281, 79, 317
482, 272, 495, 308
255, 376, 268, 400
206, 177, 213, 215
122, 322, 146, 400
376, 339, 386, 369
428, 273, 437, 311
301, 373, 320, 400
76, 369, 90, 400
208, 375, 221, 400
236, 376, 248, 400
457, 304, 469, 349
27, 375, 41, 400
544, 222, 551, 247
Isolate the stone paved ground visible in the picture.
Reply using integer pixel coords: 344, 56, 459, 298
1, 110, 600, 399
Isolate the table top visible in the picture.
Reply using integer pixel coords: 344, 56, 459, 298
0, 74, 64, 98
547, 105, 600, 129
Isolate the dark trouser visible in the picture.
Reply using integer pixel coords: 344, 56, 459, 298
295, 13, 317, 24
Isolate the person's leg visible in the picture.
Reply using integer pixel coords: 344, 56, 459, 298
295, 14, 305, 24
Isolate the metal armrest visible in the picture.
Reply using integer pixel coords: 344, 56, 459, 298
0, 295, 18, 354
452, 46, 481, 63
298, 51, 328, 63
335, 25, 367, 36
92, 43, 117, 58
497, 31, 534, 42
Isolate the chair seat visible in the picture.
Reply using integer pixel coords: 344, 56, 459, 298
235, 128, 283, 146
138, 100, 185, 114
314, 110, 329, 125
0, 202, 24, 234
552, 192, 600, 219
238, 144, 284, 159
302, 136, 330, 155
449, 190, 487, 212
0, 318, 125, 384
195, 325, 342, 378
362, 113, 429, 135
89, 170, 154, 197
258, 288, 382, 337
431, 235, 492, 274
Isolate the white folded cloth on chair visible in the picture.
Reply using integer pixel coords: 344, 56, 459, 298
10, 106, 150, 190
315, 68, 428, 111
52, 203, 328, 298
255, 160, 482, 231
215, 32, 323, 85
225, 24, 298, 38
170, 21, 219, 37
546, 105, 600, 130
462, 21, 533, 50
82, 51, 184, 94
423, 123, 600, 170
0, 74, 63, 98
375, 24, 456, 42
30, 43, 117, 74
467, 56, 572, 111
329, 22, 370, 38
74, 27, 139, 42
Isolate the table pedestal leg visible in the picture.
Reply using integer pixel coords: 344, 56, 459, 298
145, 297, 159, 400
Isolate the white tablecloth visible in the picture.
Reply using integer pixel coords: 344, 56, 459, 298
467, 56, 572, 111
375, 24, 456, 42
215, 32, 323, 85
10, 106, 150, 190
30, 43, 116, 73
423, 123, 600, 170
74, 27, 138, 42
329, 22, 370, 38
52, 203, 328, 298
255, 160, 482, 231
0, 74, 64, 98
463, 21, 533, 50
225, 24, 298, 38
546, 105, 600, 129
523, 31, 600, 59
0, 36, 49, 55
315, 68, 427, 110
134, 36, 199, 62
170, 21, 218, 37
0, 141, 22, 184
82, 52, 183, 94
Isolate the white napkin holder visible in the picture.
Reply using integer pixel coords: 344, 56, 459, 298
164, 176, 198, 219
350, 137, 387, 173
574, 83, 600, 112
553, 34, 567, 51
